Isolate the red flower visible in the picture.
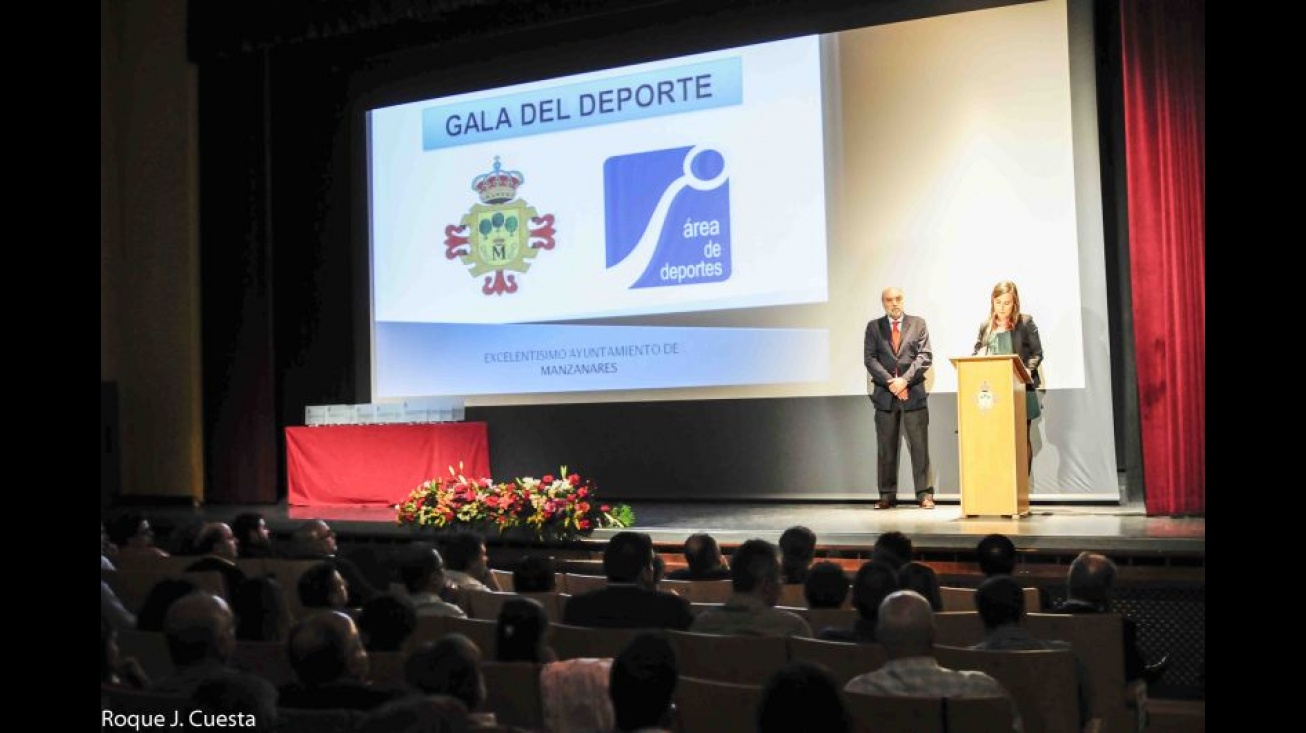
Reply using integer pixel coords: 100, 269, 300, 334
577, 502, 590, 514
578, 519, 591, 530
600, 504, 611, 512
542, 474, 555, 484
578, 487, 589, 498
568, 473, 581, 486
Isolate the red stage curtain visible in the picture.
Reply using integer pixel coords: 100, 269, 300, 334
1120, 1, 1205, 515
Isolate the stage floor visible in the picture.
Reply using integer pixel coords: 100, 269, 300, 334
154, 497, 1205, 559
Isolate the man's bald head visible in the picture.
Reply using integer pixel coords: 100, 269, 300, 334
1067, 551, 1117, 607
875, 590, 935, 658
288, 610, 367, 685
163, 592, 235, 666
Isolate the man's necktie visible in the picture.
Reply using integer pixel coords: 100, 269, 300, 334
892, 319, 901, 352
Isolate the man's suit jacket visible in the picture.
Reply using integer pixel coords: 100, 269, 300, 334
561, 584, 694, 630
864, 314, 932, 411
971, 314, 1044, 389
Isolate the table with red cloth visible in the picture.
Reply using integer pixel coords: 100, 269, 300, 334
285, 423, 491, 507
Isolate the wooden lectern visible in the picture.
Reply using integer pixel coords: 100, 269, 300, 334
950, 355, 1033, 517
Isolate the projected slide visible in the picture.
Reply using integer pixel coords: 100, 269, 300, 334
369, 36, 828, 398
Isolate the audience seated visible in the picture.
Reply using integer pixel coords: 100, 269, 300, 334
778, 526, 817, 584
279, 610, 399, 711
689, 538, 812, 638
106, 512, 170, 561
357, 594, 419, 652
289, 520, 379, 606
406, 633, 512, 729
186, 522, 248, 596
297, 561, 351, 613
232, 512, 276, 559
154, 592, 276, 703
511, 554, 557, 593
231, 577, 293, 642
870, 531, 913, 571
1052, 551, 1164, 684
977, 533, 1017, 577
972, 575, 1093, 727
138, 578, 202, 632
357, 694, 472, 733
191, 673, 279, 733
897, 561, 944, 612
171, 518, 211, 557
494, 595, 613, 732
495, 597, 556, 663
103, 578, 137, 631
665, 533, 731, 581
757, 660, 851, 733
399, 543, 468, 618
818, 560, 898, 643
562, 531, 693, 630
102, 616, 151, 689
609, 632, 679, 733
844, 590, 1020, 731
804, 560, 851, 609
441, 531, 502, 593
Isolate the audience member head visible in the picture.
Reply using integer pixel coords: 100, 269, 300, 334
163, 592, 236, 668
137, 577, 201, 632
757, 661, 851, 733
298, 561, 350, 610
442, 531, 489, 576
975, 575, 1026, 630
232, 512, 273, 558
871, 531, 913, 571
1067, 551, 1117, 609
195, 522, 239, 560
292, 520, 337, 558
650, 554, 667, 587
851, 560, 900, 622
287, 610, 368, 686
730, 538, 783, 605
977, 533, 1017, 577
193, 675, 279, 733
358, 695, 471, 733
101, 616, 120, 683
602, 531, 656, 584
778, 526, 817, 584
399, 542, 447, 595
170, 517, 210, 556
357, 594, 418, 652
106, 511, 157, 550
512, 554, 557, 593
682, 533, 727, 575
897, 561, 943, 612
495, 597, 553, 663
406, 634, 487, 712
231, 576, 293, 642
610, 632, 678, 732
803, 561, 850, 609
875, 590, 936, 659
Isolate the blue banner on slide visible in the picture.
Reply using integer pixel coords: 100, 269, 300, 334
421, 58, 743, 150
375, 322, 828, 398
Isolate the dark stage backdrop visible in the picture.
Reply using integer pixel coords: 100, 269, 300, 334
194, 0, 1131, 504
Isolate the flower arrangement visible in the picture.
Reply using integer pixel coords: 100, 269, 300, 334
395, 466, 635, 542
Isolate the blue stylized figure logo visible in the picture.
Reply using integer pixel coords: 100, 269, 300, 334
603, 146, 731, 288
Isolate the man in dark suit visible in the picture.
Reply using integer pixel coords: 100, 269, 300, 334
864, 287, 935, 509
562, 531, 693, 630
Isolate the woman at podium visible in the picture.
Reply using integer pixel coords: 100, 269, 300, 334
972, 281, 1044, 468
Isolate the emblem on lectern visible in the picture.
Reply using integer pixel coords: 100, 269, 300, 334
977, 381, 996, 411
